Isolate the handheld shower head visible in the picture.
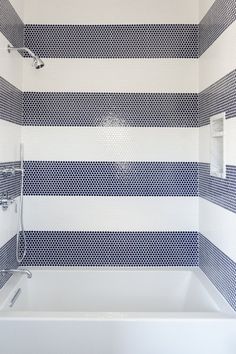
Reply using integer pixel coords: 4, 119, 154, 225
7, 45, 45, 70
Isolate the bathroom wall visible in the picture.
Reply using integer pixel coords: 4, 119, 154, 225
21, 0, 199, 266
199, 0, 236, 310
1, 0, 236, 312
0, 0, 24, 286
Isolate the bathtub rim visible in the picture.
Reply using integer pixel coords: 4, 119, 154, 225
0, 266, 235, 319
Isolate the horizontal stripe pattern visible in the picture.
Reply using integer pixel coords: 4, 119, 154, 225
199, 0, 236, 312
0, 196, 19, 249
199, 163, 236, 214
0, 76, 23, 125
0, 0, 22, 280
0, 32, 23, 91
0, 235, 18, 289
21, 231, 198, 267
199, 233, 236, 311
199, 20, 236, 92
23, 161, 198, 196
24, 24, 199, 58
0, 0, 24, 48
199, 70, 236, 126
23, 92, 198, 127
23, 0, 199, 25
0, 119, 21, 163
199, 198, 236, 263
199, 0, 236, 56
22, 127, 199, 162
22, 59, 199, 93
199, 0, 215, 21
0, 161, 21, 199
23, 196, 198, 232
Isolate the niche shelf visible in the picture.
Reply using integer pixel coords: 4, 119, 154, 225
210, 112, 226, 179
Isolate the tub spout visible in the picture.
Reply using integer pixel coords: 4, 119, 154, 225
0, 269, 32, 279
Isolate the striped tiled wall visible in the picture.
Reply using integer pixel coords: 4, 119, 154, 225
21, 0, 199, 267
22, 231, 198, 267
0, 0, 24, 288
0, 0, 236, 312
199, 0, 236, 310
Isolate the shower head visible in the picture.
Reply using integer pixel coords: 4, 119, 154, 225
7, 45, 45, 69
33, 56, 45, 69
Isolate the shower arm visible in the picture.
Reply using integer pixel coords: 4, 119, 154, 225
7, 45, 37, 58
7, 44, 44, 69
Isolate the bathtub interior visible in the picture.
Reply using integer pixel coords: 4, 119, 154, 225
0, 267, 234, 315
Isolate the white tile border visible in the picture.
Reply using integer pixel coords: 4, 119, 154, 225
225, 118, 236, 166
22, 126, 199, 162
23, 0, 199, 24
199, 197, 236, 263
199, 124, 210, 164
199, 21, 236, 91
199, 0, 215, 22
0, 197, 19, 248
0, 32, 23, 91
24, 196, 198, 232
22, 58, 198, 93
8, 0, 24, 22
0, 120, 21, 163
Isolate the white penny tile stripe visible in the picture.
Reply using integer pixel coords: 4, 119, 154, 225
199, 124, 210, 164
199, 20, 236, 91
0, 32, 23, 91
22, 127, 199, 162
23, 0, 199, 25
0, 196, 19, 248
0, 120, 21, 162
199, 198, 236, 263
199, 0, 215, 21
24, 196, 198, 232
226, 118, 236, 166
8, 0, 24, 21
22, 58, 198, 93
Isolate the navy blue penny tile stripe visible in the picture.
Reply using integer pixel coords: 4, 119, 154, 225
24, 24, 199, 59
0, 235, 18, 289
0, 76, 23, 125
21, 231, 198, 267
199, 70, 236, 127
199, 233, 236, 311
199, 163, 236, 214
23, 92, 198, 127
23, 161, 198, 197
199, 0, 236, 56
0, 0, 24, 48
0, 161, 21, 199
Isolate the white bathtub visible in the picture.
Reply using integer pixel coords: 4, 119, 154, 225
0, 267, 235, 354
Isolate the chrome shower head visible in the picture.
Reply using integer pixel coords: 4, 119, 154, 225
33, 56, 45, 69
7, 45, 45, 70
